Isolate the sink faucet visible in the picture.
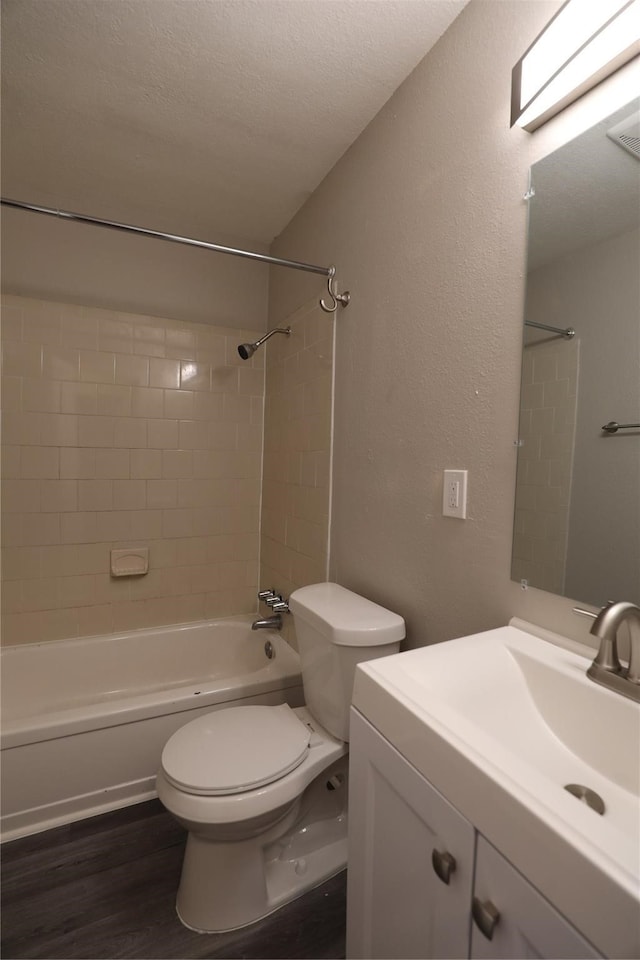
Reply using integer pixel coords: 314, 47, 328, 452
582, 601, 640, 702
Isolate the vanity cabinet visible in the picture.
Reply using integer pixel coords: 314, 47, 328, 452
347, 711, 602, 960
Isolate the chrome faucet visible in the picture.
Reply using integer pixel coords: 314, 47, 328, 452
252, 588, 290, 631
252, 614, 283, 631
575, 601, 640, 702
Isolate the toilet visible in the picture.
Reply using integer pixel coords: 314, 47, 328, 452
156, 581, 405, 932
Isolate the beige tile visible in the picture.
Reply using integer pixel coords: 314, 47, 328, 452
113, 479, 146, 510
150, 358, 180, 389
60, 512, 97, 544
114, 417, 147, 448
134, 322, 166, 357
2, 579, 24, 613
147, 419, 178, 449
2, 478, 40, 513
43, 346, 80, 381
2, 340, 42, 378
211, 366, 239, 395
130, 448, 162, 479
22, 378, 61, 413
1, 301, 23, 340
149, 539, 178, 568
78, 415, 115, 447
98, 316, 133, 355
94, 449, 130, 478
146, 479, 178, 508
166, 327, 197, 360
59, 574, 97, 608
80, 350, 115, 384
23, 512, 61, 545
2, 446, 21, 480
1, 375, 21, 412
60, 447, 95, 479
164, 389, 194, 420
128, 509, 163, 540
1, 512, 23, 547
39, 413, 79, 447
180, 361, 210, 391
1, 546, 42, 581
178, 420, 210, 450
238, 366, 265, 397
77, 604, 114, 638
78, 479, 113, 511
2, 410, 42, 446
131, 387, 164, 419
192, 392, 224, 421
40, 479, 78, 512
61, 381, 98, 414
22, 576, 60, 611
40, 542, 108, 577
162, 508, 194, 538
115, 354, 149, 386
61, 311, 98, 350
21, 446, 60, 479
39, 607, 80, 642
22, 303, 61, 345
97, 384, 132, 416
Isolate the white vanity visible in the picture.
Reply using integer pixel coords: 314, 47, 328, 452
346, 621, 640, 959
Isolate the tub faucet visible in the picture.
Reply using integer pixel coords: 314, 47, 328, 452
580, 601, 640, 702
252, 614, 282, 631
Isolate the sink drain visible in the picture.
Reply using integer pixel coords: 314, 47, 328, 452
564, 783, 605, 815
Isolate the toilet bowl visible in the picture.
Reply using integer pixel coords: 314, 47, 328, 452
157, 583, 405, 932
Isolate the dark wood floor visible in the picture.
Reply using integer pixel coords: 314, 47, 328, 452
1, 799, 347, 960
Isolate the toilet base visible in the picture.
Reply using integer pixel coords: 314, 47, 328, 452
175, 758, 348, 933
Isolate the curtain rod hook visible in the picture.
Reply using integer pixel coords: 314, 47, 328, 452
319, 266, 350, 313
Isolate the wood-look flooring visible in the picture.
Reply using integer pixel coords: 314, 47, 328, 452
1, 799, 347, 960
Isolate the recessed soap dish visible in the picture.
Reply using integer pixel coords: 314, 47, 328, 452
111, 547, 149, 577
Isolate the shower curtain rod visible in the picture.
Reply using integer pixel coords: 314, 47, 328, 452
0, 197, 350, 313
525, 319, 575, 339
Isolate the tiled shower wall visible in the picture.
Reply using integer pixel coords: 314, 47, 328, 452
260, 301, 334, 647
1, 295, 264, 644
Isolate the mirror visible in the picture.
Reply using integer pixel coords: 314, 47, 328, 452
512, 101, 640, 608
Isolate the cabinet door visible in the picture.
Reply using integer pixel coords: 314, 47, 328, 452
346, 709, 474, 960
471, 837, 602, 959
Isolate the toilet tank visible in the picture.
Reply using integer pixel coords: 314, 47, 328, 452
288, 583, 405, 741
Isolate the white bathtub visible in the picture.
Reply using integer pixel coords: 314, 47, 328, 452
0, 616, 304, 841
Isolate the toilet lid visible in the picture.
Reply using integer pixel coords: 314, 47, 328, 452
161, 704, 311, 796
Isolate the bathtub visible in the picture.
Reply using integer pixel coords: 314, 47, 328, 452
0, 616, 304, 841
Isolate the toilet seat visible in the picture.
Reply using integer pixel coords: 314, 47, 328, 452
161, 703, 311, 796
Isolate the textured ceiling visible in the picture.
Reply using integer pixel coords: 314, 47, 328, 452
2, 0, 467, 249
528, 100, 640, 271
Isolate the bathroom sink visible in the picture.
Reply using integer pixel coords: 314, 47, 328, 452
352, 621, 640, 959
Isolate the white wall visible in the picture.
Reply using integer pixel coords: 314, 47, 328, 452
268, 0, 638, 649
1, 207, 270, 332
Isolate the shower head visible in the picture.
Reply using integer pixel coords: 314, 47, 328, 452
237, 326, 291, 360
237, 342, 257, 360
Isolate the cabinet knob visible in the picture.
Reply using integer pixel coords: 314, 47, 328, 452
431, 848, 457, 885
472, 896, 500, 940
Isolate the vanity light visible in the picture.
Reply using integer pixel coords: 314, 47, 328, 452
511, 0, 640, 131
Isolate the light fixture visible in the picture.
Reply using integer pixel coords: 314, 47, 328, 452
511, 0, 640, 131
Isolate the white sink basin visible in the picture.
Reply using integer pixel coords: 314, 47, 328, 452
352, 621, 640, 959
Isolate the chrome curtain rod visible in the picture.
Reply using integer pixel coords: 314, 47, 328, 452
0, 197, 350, 313
525, 319, 575, 339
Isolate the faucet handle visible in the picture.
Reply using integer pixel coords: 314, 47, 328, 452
258, 588, 276, 601
265, 594, 283, 607
572, 606, 598, 620
271, 600, 289, 613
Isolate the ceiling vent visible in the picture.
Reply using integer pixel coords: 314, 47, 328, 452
607, 110, 640, 161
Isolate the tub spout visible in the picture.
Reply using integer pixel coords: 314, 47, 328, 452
251, 614, 282, 631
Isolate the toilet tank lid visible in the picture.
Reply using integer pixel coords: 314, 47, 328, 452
289, 582, 405, 646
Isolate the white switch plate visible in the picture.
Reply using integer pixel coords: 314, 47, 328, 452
443, 469, 468, 519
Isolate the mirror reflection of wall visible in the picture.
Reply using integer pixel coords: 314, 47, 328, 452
512, 101, 640, 608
